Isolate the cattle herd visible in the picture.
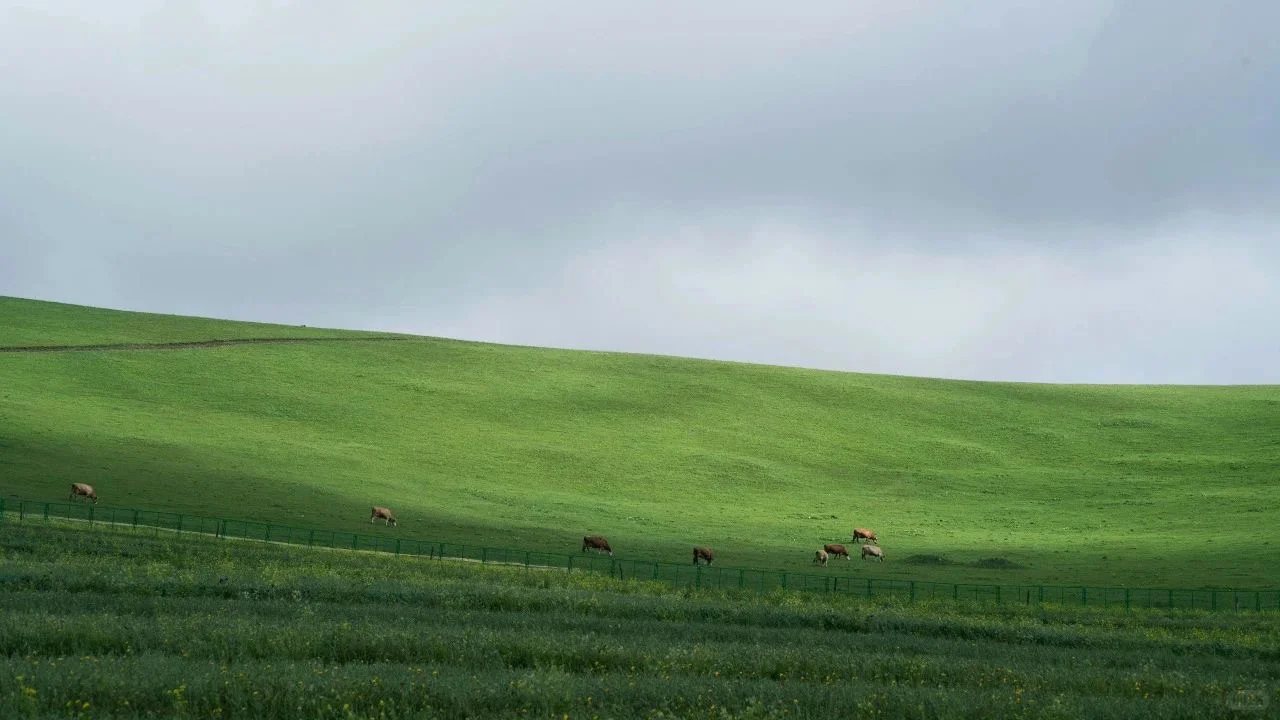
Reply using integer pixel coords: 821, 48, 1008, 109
65, 488, 886, 570
583, 526, 886, 569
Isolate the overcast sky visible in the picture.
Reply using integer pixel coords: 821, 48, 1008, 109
2, 1, 1277, 384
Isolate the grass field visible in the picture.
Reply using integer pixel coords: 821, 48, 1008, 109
2, 295, 1278, 591
1, 520, 1276, 719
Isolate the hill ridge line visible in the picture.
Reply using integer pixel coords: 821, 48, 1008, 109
0, 336, 410, 353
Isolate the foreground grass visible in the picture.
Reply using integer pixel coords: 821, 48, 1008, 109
1, 521, 1277, 719
2, 296, 1279, 590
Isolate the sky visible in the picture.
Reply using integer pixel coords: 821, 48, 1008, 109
2, 1, 1277, 384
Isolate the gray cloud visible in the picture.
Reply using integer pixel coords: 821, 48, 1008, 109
1, 1, 1277, 383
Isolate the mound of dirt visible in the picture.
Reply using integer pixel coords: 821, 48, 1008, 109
902, 554, 955, 565
969, 557, 1026, 570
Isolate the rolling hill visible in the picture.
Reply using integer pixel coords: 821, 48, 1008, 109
2, 295, 1277, 588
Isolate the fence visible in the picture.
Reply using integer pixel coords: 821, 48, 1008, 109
3, 497, 1277, 613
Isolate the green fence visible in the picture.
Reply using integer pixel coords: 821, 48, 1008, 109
3, 497, 1277, 613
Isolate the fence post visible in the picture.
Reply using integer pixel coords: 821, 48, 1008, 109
18, 501, 24, 521
1082, 586, 1087, 607
567, 555, 574, 572
351, 534, 358, 550
1256, 592, 1262, 612
738, 569, 745, 589
1125, 588, 1131, 612
525, 551, 530, 567
395, 539, 402, 557
1211, 591, 1217, 611
0, 498, 4, 525
88, 505, 94, 526
695, 565, 702, 588
996, 585, 1000, 604
780, 572, 787, 590
176, 515, 183, 535
482, 548, 488, 564
866, 578, 872, 599
44, 503, 50, 520
1038, 586, 1044, 604
953, 584, 958, 602
910, 581, 916, 603
652, 563, 659, 581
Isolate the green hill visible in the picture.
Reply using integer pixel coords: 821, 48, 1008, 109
2, 295, 1277, 588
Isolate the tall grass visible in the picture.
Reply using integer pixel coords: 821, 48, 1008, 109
1, 521, 1276, 718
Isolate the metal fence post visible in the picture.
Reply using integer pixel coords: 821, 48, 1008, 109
43, 503, 50, 520
1125, 588, 1131, 612
780, 572, 787, 590
738, 569, 745, 589
88, 505, 94, 525
482, 548, 488, 564
866, 578, 872, 599
395, 539, 402, 556
910, 581, 916, 603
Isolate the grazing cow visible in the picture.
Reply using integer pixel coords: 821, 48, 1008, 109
582, 535, 613, 557
824, 543, 850, 560
852, 528, 878, 544
861, 544, 884, 562
692, 546, 715, 565
813, 549, 829, 567
69, 483, 98, 504
370, 506, 397, 527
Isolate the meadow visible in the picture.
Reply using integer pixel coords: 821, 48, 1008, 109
1, 519, 1276, 719
3, 296, 1278, 590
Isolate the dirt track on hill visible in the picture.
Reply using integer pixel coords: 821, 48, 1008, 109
0, 336, 410, 353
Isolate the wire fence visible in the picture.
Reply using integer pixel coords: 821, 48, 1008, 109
3, 497, 1276, 613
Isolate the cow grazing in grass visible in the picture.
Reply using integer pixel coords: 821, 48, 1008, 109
861, 544, 884, 562
370, 506, 397, 527
692, 546, 715, 565
813, 549, 829, 567
69, 483, 98, 504
582, 535, 613, 557
852, 528, 878, 544
824, 543, 850, 560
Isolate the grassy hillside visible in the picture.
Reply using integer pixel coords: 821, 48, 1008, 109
2, 521, 1275, 719
2, 295, 1277, 588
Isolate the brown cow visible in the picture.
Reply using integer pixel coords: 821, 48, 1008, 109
861, 544, 884, 562
370, 506, 397, 527
69, 483, 98, 504
813, 549, 829, 567
582, 535, 613, 557
824, 543, 850, 560
692, 546, 714, 565
852, 528, 878, 544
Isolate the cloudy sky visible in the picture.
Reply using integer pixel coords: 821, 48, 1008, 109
2, 1, 1277, 384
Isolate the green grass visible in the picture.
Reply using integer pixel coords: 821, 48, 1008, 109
1, 295, 1278, 590
2, 520, 1276, 719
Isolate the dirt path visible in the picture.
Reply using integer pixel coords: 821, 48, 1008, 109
0, 336, 409, 353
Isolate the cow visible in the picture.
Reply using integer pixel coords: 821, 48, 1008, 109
692, 546, 715, 565
852, 528, 878, 544
861, 544, 884, 562
582, 535, 613, 557
813, 548, 829, 567
824, 543, 850, 560
370, 506, 397, 527
69, 483, 98, 504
